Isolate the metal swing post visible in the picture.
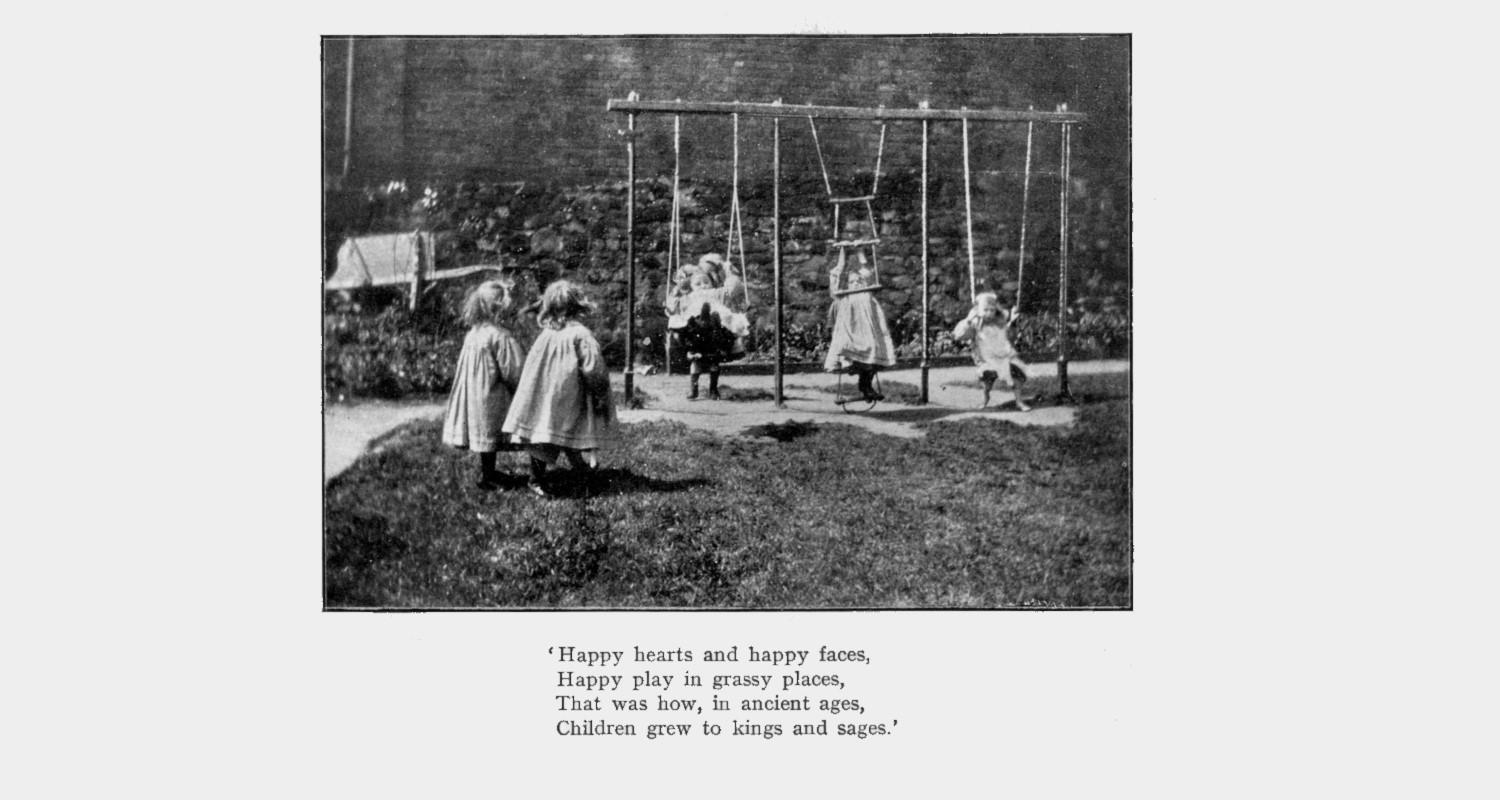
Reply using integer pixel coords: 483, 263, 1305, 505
665, 113, 681, 376
773, 112, 784, 408
1056, 111, 1074, 403
919, 117, 930, 404
624, 106, 637, 403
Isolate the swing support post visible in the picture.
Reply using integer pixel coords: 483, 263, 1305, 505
1056, 115, 1074, 402
624, 107, 637, 402
773, 114, 784, 408
919, 118, 930, 404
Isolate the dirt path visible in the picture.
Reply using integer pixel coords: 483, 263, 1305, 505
324, 360, 1128, 483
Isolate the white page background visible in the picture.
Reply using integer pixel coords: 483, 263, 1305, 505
5, 3, 1494, 797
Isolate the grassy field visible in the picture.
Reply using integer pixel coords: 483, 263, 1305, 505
324, 373, 1130, 609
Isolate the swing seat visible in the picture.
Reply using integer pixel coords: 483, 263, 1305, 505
829, 195, 877, 204
829, 238, 881, 248
833, 284, 883, 296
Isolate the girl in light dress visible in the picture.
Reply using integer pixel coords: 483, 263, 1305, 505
823, 249, 895, 401
665, 253, 749, 400
502, 280, 616, 497
951, 291, 1030, 410
441, 279, 527, 490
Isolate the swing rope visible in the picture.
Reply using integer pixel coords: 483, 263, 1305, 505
1015, 111, 1035, 313
961, 113, 1036, 311
962, 116, 976, 301
726, 112, 750, 306
808, 115, 834, 197
666, 113, 682, 302
807, 116, 887, 294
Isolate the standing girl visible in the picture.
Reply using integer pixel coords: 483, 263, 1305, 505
665, 253, 749, 400
823, 249, 895, 401
951, 291, 1030, 410
502, 280, 616, 496
442, 278, 528, 489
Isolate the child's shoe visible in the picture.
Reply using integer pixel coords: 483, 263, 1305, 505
1015, 398, 1032, 412
527, 458, 551, 497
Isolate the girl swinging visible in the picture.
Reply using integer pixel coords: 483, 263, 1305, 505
665, 253, 750, 400
823, 248, 895, 401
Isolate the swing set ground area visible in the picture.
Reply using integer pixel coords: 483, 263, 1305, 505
323, 360, 1130, 608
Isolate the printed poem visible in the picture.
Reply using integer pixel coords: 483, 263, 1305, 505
550, 645, 896, 740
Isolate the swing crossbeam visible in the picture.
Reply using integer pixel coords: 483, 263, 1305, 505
606, 98, 1086, 124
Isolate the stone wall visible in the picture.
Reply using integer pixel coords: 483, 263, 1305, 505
335, 170, 1126, 365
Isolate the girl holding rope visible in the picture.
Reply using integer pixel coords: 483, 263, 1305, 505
823, 249, 895, 401
951, 291, 1030, 410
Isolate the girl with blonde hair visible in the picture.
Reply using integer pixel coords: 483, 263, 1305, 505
442, 278, 528, 489
951, 291, 1030, 410
502, 280, 616, 496
665, 253, 749, 400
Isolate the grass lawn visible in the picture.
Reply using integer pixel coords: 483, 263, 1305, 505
324, 373, 1130, 609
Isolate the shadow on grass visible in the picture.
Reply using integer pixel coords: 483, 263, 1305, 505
714, 385, 776, 402
861, 405, 973, 424
613, 386, 655, 410
538, 467, 712, 499
739, 419, 820, 442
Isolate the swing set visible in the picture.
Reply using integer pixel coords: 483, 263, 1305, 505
608, 95, 1085, 408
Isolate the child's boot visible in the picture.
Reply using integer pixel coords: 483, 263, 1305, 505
980, 371, 997, 408
708, 368, 721, 400
477, 452, 500, 490
687, 372, 700, 400
1011, 366, 1031, 411
527, 457, 550, 497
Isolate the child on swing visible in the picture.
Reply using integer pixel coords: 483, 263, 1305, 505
502, 280, 616, 497
442, 278, 528, 490
951, 291, 1031, 410
824, 248, 895, 400
665, 252, 749, 400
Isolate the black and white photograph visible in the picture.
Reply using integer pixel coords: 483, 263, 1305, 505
9, 7, 1496, 798
322, 35, 1132, 609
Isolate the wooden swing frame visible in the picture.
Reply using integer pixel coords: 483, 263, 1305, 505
663, 110, 752, 375
608, 97, 1085, 406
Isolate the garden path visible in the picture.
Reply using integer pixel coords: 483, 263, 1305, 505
324, 360, 1129, 483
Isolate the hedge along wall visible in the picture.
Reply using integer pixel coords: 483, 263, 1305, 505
330, 166, 1126, 366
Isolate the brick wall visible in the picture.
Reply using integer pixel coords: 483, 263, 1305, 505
323, 36, 1129, 191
